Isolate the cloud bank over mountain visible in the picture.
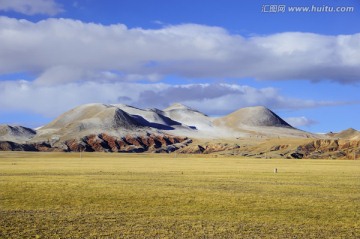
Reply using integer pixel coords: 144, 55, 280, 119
0, 81, 344, 119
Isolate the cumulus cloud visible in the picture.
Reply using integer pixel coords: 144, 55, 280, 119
0, 17, 359, 84
285, 117, 318, 127
0, 0, 63, 16
0, 80, 345, 120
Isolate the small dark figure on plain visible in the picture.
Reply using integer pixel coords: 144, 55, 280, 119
274, 168, 278, 173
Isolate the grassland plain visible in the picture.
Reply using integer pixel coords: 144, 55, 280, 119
0, 152, 359, 238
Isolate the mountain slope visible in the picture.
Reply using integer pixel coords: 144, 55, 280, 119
332, 128, 360, 140
215, 106, 292, 128
41, 104, 139, 130
113, 104, 181, 129
0, 125, 36, 142
35, 104, 141, 141
163, 103, 213, 130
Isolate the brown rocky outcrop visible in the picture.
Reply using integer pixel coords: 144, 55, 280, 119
177, 143, 240, 154
291, 139, 360, 159
61, 134, 189, 153
0, 134, 190, 153
270, 145, 289, 151
2, 135, 359, 160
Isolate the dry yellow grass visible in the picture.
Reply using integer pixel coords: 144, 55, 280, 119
1, 152, 360, 238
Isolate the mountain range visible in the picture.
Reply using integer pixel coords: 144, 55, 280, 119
1, 103, 359, 159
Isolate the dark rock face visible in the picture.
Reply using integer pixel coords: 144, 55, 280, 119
0, 141, 33, 151
290, 152, 304, 159
0, 134, 191, 153
112, 109, 141, 129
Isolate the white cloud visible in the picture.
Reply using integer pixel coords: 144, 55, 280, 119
285, 117, 317, 127
0, 0, 63, 16
0, 17, 359, 84
0, 81, 345, 120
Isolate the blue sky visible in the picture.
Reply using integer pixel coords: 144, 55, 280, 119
0, 0, 359, 133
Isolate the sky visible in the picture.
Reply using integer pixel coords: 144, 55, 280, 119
0, 0, 359, 133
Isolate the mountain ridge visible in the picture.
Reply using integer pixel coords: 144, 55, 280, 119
1, 103, 359, 159
0, 103, 320, 142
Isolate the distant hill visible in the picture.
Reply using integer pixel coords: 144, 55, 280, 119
214, 106, 292, 128
0, 125, 36, 143
329, 128, 360, 140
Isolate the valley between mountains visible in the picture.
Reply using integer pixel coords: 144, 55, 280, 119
1, 103, 359, 159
